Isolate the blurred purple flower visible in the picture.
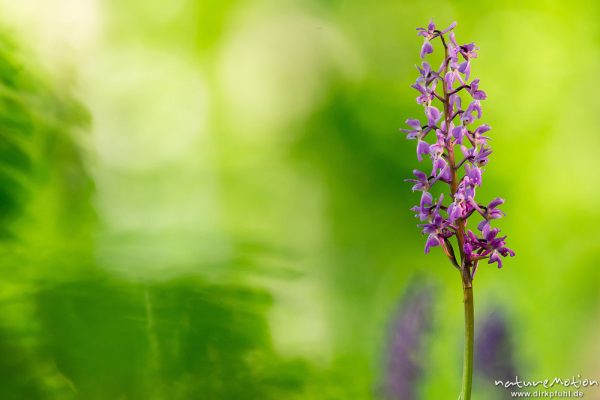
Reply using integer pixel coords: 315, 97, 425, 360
381, 283, 434, 400
475, 311, 518, 382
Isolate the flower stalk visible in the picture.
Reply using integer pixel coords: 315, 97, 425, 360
462, 285, 474, 400
401, 20, 515, 399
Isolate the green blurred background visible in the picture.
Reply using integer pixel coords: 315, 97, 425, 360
0, 0, 598, 399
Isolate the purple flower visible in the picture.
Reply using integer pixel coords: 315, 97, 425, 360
485, 198, 505, 219
415, 61, 432, 84
431, 157, 448, 176
420, 213, 454, 253
441, 22, 458, 34
401, 118, 425, 139
461, 101, 482, 125
444, 69, 455, 90
424, 234, 440, 253
460, 42, 479, 59
416, 20, 437, 39
411, 81, 437, 105
412, 192, 445, 223
447, 202, 463, 223
411, 191, 433, 221
416, 139, 430, 161
419, 195, 455, 254
468, 79, 487, 100
447, 180, 476, 223
465, 164, 482, 186
461, 145, 492, 166
405, 169, 431, 192
475, 197, 505, 230
447, 32, 461, 62
472, 124, 491, 144
420, 41, 433, 59
449, 93, 462, 112
466, 223, 515, 268
432, 156, 450, 181
428, 130, 446, 159
455, 42, 479, 81
416, 20, 457, 39
452, 125, 466, 144
417, 21, 457, 59
458, 61, 471, 81
402, 19, 513, 277
425, 106, 441, 126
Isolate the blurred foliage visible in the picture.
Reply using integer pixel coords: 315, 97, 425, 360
0, 34, 90, 238
34, 274, 308, 400
0, 0, 598, 399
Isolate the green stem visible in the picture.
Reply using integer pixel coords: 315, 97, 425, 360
461, 285, 474, 400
